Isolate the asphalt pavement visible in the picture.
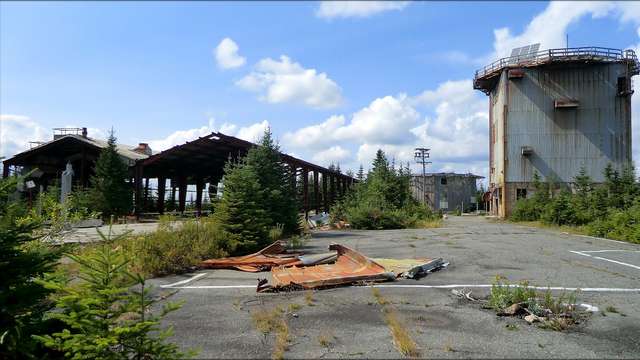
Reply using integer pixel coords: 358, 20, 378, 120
148, 216, 640, 359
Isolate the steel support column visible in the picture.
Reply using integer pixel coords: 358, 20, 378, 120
302, 168, 309, 219
322, 172, 328, 212
313, 170, 319, 214
178, 176, 187, 213
157, 177, 166, 214
195, 177, 204, 216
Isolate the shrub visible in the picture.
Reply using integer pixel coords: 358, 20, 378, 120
510, 198, 541, 221
541, 191, 577, 226
112, 216, 233, 277
35, 228, 194, 359
333, 149, 438, 230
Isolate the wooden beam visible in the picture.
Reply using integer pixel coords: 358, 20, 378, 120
302, 168, 309, 219
313, 170, 319, 214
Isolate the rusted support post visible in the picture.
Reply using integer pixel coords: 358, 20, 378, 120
302, 168, 309, 219
195, 177, 204, 216
143, 178, 149, 210
329, 173, 335, 206
134, 164, 143, 218
157, 177, 166, 214
322, 172, 328, 212
313, 169, 319, 214
170, 181, 177, 210
178, 176, 187, 214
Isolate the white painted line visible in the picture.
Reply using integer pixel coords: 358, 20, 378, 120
570, 250, 640, 271
572, 233, 636, 246
164, 285, 257, 289
579, 250, 640, 253
163, 283, 640, 293
160, 273, 207, 288
372, 284, 640, 292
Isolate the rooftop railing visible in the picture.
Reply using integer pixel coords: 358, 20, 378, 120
474, 47, 639, 80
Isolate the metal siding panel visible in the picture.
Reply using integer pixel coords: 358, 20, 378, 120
505, 63, 629, 183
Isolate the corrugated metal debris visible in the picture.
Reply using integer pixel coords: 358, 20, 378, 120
200, 240, 338, 272
200, 241, 301, 272
260, 244, 395, 292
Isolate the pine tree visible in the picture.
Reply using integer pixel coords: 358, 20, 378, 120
213, 161, 271, 251
357, 164, 365, 181
0, 176, 65, 359
34, 228, 193, 359
243, 129, 299, 235
90, 130, 132, 217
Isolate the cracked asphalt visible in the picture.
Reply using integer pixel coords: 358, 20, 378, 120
149, 216, 640, 359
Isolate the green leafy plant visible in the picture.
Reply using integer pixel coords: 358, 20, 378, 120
35, 227, 195, 359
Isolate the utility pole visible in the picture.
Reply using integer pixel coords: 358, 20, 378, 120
414, 148, 432, 207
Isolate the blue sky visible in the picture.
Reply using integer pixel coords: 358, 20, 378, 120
2, 1, 640, 179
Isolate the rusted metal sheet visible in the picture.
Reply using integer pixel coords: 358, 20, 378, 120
200, 241, 301, 272
262, 244, 394, 291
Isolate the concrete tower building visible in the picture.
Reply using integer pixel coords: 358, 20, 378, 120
473, 46, 639, 217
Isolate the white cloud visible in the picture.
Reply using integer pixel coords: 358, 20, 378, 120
147, 118, 270, 152
236, 55, 343, 109
488, 2, 640, 61
312, 145, 350, 165
335, 95, 419, 144
0, 114, 50, 158
234, 120, 269, 143
316, 1, 410, 19
283, 81, 488, 174
215, 37, 246, 69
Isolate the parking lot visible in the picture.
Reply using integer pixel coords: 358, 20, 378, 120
150, 216, 640, 358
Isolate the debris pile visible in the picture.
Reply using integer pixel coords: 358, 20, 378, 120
200, 240, 448, 292
452, 284, 596, 331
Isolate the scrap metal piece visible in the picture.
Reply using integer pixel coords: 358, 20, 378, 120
373, 257, 448, 279
200, 240, 301, 272
265, 244, 394, 291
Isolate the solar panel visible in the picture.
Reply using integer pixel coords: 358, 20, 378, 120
509, 43, 541, 63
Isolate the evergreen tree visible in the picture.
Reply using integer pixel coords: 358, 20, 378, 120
0, 176, 65, 359
357, 164, 365, 181
34, 229, 193, 359
243, 129, 299, 235
213, 161, 270, 251
90, 130, 132, 217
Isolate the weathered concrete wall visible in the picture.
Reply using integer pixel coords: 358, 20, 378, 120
411, 174, 479, 212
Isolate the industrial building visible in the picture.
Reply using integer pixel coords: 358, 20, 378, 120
2, 128, 355, 218
410, 173, 483, 212
474, 46, 639, 217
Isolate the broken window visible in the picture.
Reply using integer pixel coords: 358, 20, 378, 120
440, 177, 447, 185
516, 188, 527, 200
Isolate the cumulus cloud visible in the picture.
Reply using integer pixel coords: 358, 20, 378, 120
312, 145, 350, 165
0, 114, 50, 158
147, 118, 270, 152
487, 2, 640, 61
215, 37, 246, 69
283, 81, 488, 174
316, 1, 410, 19
236, 55, 343, 109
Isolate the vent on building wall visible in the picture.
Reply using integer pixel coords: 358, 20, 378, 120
521, 146, 534, 156
508, 69, 525, 79
554, 99, 579, 108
